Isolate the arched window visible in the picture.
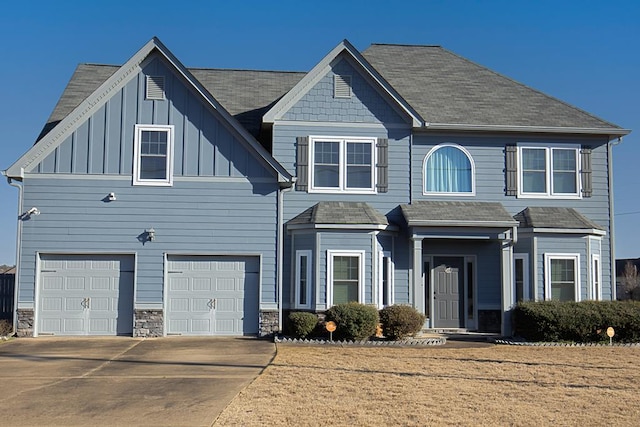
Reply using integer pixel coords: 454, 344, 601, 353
424, 144, 474, 194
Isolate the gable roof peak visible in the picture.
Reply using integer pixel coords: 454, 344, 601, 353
6, 36, 293, 182
263, 39, 423, 126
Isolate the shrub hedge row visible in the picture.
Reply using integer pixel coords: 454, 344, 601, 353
288, 303, 426, 341
513, 300, 640, 343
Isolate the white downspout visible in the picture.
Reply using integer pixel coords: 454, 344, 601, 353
5, 175, 23, 335
609, 137, 622, 300
277, 181, 294, 333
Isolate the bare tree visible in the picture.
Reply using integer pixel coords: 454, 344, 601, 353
619, 261, 640, 300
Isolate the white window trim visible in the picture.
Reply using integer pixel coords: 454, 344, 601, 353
377, 251, 394, 309
308, 136, 377, 194
544, 253, 581, 301
422, 143, 476, 196
295, 250, 312, 309
514, 253, 530, 303
133, 124, 174, 186
517, 144, 581, 199
326, 250, 365, 307
591, 254, 602, 301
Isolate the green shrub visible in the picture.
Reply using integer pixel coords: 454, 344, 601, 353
325, 302, 379, 341
379, 305, 426, 340
287, 312, 319, 339
513, 300, 640, 343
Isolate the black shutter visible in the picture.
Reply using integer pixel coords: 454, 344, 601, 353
581, 147, 592, 198
376, 138, 388, 193
296, 136, 309, 191
505, 145, 518, 196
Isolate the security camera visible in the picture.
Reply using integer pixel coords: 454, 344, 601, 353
26, 207, 40, 216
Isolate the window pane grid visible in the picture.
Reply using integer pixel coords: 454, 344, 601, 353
137, 128, 170, 182
312, 138, 373, 191
332, 255, 360, 305
549, 257, 576, 302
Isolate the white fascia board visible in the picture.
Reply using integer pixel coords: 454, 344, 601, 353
421, 123, 631, 139
408, 220, 518, 228
519, 227, 607, 236
263, 39, 423, 127
286, 223, 389, 231
6, 38, 160, 179
6, 37, 293, 183
151, 39, 292, 183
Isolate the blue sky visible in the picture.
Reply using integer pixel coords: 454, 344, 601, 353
0, 0, 638, 264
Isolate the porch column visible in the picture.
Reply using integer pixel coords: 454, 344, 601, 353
500, 236, 514, 337
411, 237, 424, 315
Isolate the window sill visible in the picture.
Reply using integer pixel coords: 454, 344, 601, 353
517, 193, 581, 200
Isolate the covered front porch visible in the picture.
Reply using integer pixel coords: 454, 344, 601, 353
401, 201, 519, 336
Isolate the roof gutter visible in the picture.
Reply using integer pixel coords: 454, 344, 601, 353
422, 123, 631, 139
3, 171, 22, 335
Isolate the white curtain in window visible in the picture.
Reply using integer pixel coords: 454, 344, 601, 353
426, 146, 472, 192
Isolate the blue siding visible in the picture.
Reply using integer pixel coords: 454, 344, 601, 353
412, 132, 612, 298
17, 177, 278, 306
286, 233, 316, 309
274, 124, 411, 222
535, 236, 589, 301
317, 231, 373, 308
34, 54, 272, 180
283, 55, 407, 124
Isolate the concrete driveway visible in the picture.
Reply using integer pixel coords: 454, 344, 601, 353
0, 337, 275, 426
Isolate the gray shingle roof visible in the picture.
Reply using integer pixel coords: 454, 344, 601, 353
287, 202, 388, 226
514, 207, 604, 230
401, 201, 517, 226
38, 42, 624, 144
362, 44, 622, 130
39, 64, 304, 141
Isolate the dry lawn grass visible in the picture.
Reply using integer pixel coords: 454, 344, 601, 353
215, 344, 640, 426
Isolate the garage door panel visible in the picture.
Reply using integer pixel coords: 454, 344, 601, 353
66, 277, 86, 291
38, 255, 134, 336
193, 278, 212, 291
90, 277, 111, 291
166, 256, 259, 336
216, 278, 235, 291
41, 297, 63, 311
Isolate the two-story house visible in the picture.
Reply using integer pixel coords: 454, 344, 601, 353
3, 38, 629, 338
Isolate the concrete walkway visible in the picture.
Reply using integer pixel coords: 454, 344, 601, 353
0, 337, 274, 426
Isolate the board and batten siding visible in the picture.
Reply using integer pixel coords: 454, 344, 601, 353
35, 54, 273, 180
412, 132, 613, 297
17, 177, 278, 308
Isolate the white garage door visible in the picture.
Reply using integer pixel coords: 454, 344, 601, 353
166, 256, 259, 336
38, 254, 134, 336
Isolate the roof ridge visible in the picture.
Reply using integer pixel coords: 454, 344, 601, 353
189, 66, 306, 74
369, 43, 442, 48
437, 47, 622, 129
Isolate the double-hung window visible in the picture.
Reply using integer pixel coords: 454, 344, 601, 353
327, 251, 364, 306
545, 254, 580, 302
133, 124, 174, 186
310, 137, 375, 193
518, 146, 579, 197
